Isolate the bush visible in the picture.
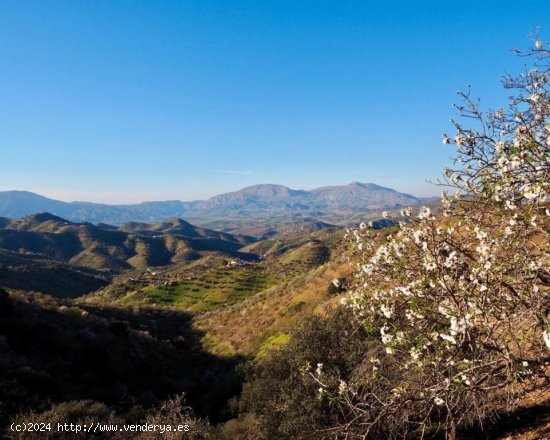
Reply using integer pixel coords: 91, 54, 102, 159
239, 308, 375, 439
9, 395, 211, 440
239, 36, 550, 440
10, 400, 125, 440
141, 394, 211, 439
330, 38, 550, 439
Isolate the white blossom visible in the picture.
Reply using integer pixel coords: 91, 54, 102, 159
380, 304, 394, 318
338, 380, 347, 395
339, 44, 550, 432
439, 334, 457, 345
316, 363, 324, 376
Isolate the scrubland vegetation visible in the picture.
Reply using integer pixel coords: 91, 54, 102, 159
1, 41, 550, 439
239, 40, 550, 439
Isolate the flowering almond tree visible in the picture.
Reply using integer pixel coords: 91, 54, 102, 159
318, 40, 550, 439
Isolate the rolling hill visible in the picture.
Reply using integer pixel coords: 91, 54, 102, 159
0, 213, 257, 296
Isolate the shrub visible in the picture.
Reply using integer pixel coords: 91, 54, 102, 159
141, 394, 211, 439
327, 38, 550, 439
9, 400, 125, 440
239, 308, 374, 439
9, 396, 211, 440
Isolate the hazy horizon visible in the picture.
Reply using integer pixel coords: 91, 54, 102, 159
2, 1, 549, 203
0, 179, 438, 205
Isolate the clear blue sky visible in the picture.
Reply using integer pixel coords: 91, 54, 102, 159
1, 1, 549, 203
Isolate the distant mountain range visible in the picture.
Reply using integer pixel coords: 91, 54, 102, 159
0, 182, 425, 225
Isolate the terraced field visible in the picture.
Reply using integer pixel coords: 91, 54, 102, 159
100, 260, 278, 312
277, 240, 331, 274
82, 228, 353, 358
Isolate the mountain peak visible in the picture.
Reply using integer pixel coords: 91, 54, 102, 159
243, 184, 289, 190
310, 182, 419, 208
7, 212, 73, 232
23, 212, 70, 224
200, 183, 309, 210
121, 217, 197, 235
347, 182, 384, 189
233, 184, 303, 197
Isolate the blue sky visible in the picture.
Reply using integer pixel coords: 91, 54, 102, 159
1, 1, 549, 203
